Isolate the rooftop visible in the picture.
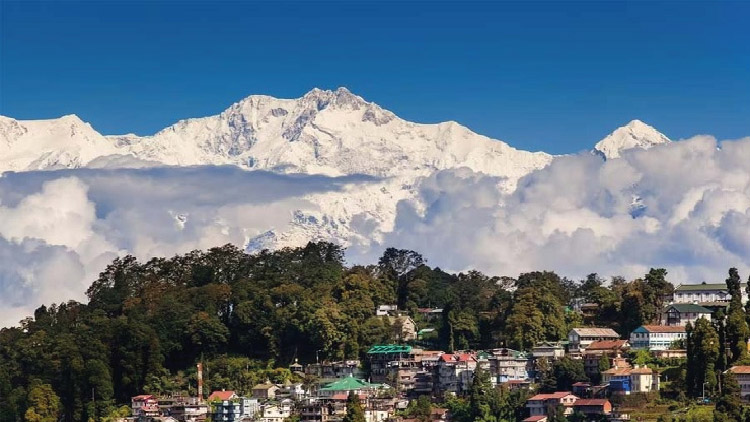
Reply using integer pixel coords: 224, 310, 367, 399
635, 325, 686, 333
574, 399, 610, 406
674, 282, 745, 292
729, 366, 750, 374
367, 344, 412, 354
528, 391, 575, 401
570, 327, 620, 337
665, 303, 713, 313
320, 377, 382, 391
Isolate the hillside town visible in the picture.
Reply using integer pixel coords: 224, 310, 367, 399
124, 281, 750, 422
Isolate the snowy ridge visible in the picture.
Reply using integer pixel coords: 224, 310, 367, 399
0, 88, 671, 250
594, 119, 671, 159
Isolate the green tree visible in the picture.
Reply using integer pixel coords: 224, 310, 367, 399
725, 268, 749, 364
24, 382, 61, 422
714, 371, 742, 422
552, 357, 588, 391
343, 391, 366, 422
686, 318, 720, 397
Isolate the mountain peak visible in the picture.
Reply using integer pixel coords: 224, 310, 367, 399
594, 119, 670, 159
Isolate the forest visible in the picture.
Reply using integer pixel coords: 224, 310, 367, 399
0, 241, 744, 422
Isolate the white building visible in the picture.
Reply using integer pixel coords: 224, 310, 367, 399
568, 328, 620, 351
662, 303, 712, 326
671, 282, 747, 304
629, 325, 686, 350
728, 366, 750, 401
526, 392, 578, 417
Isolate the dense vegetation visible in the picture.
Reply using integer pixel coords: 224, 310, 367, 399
1, 241, 746, 422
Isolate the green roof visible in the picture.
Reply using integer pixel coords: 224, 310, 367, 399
666, 303, 713, 313
675, 283, 746, 292
366, 344, 412, 354
320, 377, 381, 391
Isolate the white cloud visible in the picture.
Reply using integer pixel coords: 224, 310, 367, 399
364, 135, 750, 284
3, 135, 750, 327
0, 168, 366, 327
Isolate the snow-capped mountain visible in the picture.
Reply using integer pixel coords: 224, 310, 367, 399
0, 114, 119, 171
0, 88, 671, 250
594, 119, 671, 159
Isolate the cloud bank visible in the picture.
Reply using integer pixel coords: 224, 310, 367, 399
3, 135, 750, 327
0, 167, 370, 327
371, 135, 750, 284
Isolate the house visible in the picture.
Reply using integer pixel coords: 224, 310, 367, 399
251, 384, 279, 400
257, 403, 292, 422
486, 348, 533, 384
670, 282, 747, 305
367, 344, 415, 384
132, 395, 160, 418
437, 352, 477, 394
662, 303, 712, 326
211, 400, 242, 422
377, 305, 399, 316
728, 366, 750, 401
525, 392, 578, 417
653, 349, 688, 359
582, 340, 629, 379
167, 396, 209, 422
532, 342, 566, 360
208, 390, 238, 402
240, 398, 260, 419
602, 365, 658, 394
580, 303, 600, 325
305, 360, 364, 380
318, 376, 384, 398
416, 308, 444, 321
572, 399, 612, 416
568, 328, 620, 351
388, 315, 418, 341
629, 325, 686, 350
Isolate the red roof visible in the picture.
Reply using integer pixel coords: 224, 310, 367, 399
528, 391, 575, 401
439, 353, 475, 362
523, 416, 548, 422
331, 393, 367, 401
730, 366, 750, 374
574, 399, 610, 406
585, 340, 628, 351
572, 382, 591, 387
132, 395, 154, 401
640, 325, 686, 333
208, 390, 237, 401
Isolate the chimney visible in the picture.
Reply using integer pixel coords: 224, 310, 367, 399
197, 363, 204, 403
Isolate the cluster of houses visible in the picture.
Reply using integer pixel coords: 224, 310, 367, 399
128, 282, 750, 422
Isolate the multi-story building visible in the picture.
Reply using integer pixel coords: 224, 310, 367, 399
132, 395, 160, 419
670, 282, 746, 304
305, 360, 364, 380
531, 342, 566, 360
629, 325, 686, 350
318, 377, 383, 398
662, 303, 712, 326
211, 400, 242, 422
568, 328, 620, 352
258, 402, 292, 422
437, 352, 477, 395
525, 392, 578, 417
728, 366, 750, 401
582, 340, 629, 379
485, 348, 533, 384
167, 396, 209, 422
602, 365, 658, 394
367, 345, 414, 384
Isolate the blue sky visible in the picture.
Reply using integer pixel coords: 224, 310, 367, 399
1, 1, 748, 154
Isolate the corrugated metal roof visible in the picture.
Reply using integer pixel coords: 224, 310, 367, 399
571, 328, 620, 337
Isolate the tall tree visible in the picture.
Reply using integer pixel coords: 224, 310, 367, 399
725, 268, 749, 364
24, 382, 61, 422
342, 392, 366, 422
686, 318, 720, 397
714, 371, 743, 422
